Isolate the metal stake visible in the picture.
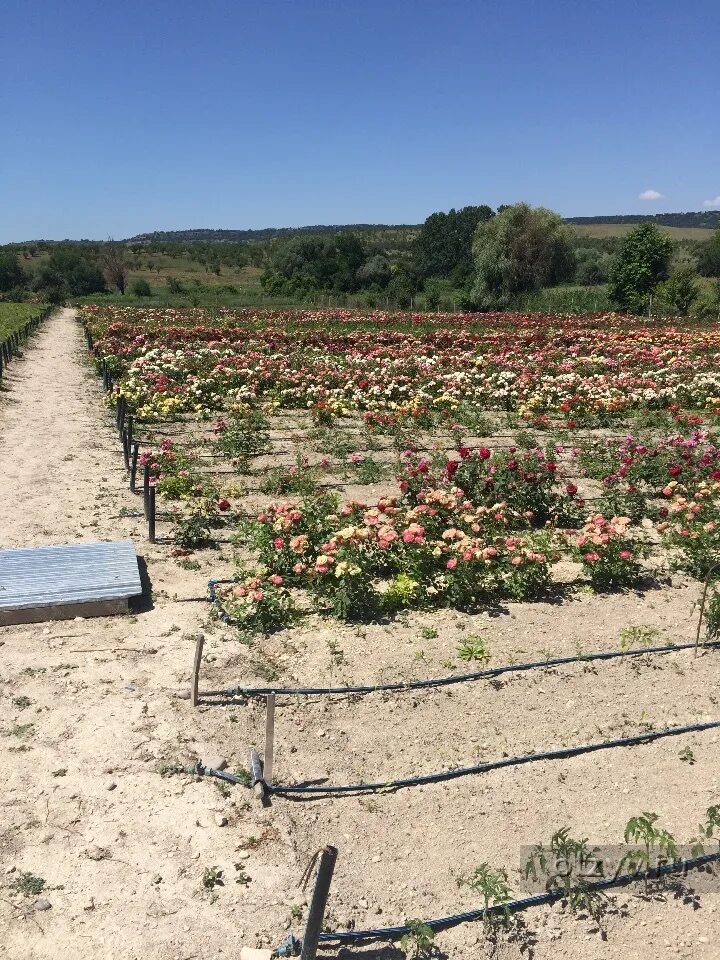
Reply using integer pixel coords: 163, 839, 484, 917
301, 846, 338, 960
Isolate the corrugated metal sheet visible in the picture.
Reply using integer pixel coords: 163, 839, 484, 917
0, 540, 142, 611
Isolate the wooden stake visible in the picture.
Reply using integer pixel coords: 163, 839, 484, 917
148, 486, 156, 543
301, 846, 338, 960
129, 442, 139, 492
264, 694, 276, 785
191, 633, 205, 706
143, 464, 150, 518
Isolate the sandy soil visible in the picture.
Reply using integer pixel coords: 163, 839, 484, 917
1, 308, 719, 959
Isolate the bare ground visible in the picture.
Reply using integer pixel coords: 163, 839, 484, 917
1, 309, 719, 959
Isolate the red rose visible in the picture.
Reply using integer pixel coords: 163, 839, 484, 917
566, 483, 577, 496
668, 465, 682, 477
217, 498, 230, 512
458, 447, 471, 459
478, 447, 491, 460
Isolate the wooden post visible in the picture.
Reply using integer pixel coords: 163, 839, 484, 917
264, 694, 275, 785
129, 442, 139, 492
143, 464, 150, 518
191, 633, 205, 706
148, 486, 156, 543
301, 846, 338, 960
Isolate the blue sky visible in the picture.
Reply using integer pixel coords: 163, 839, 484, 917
1, 0, 718, 241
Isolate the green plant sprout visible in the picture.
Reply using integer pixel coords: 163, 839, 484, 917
457, 634, 490, 663
525, 827, 607, 920
400, 919, 435, 959
622, 812, 678, 893
460, 862, 514, 934
619, 625, 661, 649
691, 804, 720, 855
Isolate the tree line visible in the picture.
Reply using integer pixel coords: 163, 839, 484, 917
2, 206, 720, 315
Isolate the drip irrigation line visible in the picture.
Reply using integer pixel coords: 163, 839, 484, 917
198, 718, 720, 797
203, 579, 718, 698
311, 850, 720, 943
205, 636, 717, 696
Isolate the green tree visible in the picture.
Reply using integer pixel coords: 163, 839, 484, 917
697, 231, 720, 277
131, 278, 152, 297
355, 254, 391, 289
472, 203, 575, 308
655, 266, 700, 315
608, 223, 673, 312
386, 264, 421, 308
0, 252, 27, 293
32, 249, 106, 300
415, 205, 494, 285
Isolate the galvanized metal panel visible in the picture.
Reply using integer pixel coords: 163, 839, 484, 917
0, 540, 142, 612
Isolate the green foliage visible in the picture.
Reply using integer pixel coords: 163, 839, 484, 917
131, 278, 152, 297
608, 224, 674, 312
622, 812, 678, 893
415, 205, 494, 285
697, 231, 720, 277
33, 248, 106, 301
525, 827, 607, 919
399, 919, 435, 959
0, 303, 48, 341
11, 872, 46, 897
706, 584, 720, 641
457, 634, 491, 663
460, 863, 514, 934
215, 411, 270, 469
262, 233, 370, 295
573, 246, 613, 286
0, 251, 27, 293
202, 866, 224, 890
472, 203, 575, 308
619, 625, 661, 649
385, 264, 422, 308
655, 266, 700, 315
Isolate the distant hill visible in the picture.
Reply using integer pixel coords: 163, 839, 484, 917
125, 224, 420, 244
566, 211, 720, 230
124, 211, 719, 245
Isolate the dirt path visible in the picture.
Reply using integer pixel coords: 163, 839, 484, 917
1, 311, 719, 959
0, 311, 295, 959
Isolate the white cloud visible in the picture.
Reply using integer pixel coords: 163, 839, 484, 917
703, 196, 720, 208
639, 189, 663, 201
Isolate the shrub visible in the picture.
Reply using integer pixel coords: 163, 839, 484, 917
572, 515, 643, 591
132, 278, 152, 297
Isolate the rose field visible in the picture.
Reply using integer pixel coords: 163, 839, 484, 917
84, 304, 720, 627
3, 305, 720, 960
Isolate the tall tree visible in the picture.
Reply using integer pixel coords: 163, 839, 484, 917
415, 205, 494, 285
608, 224, 674, 311
697, 231, 720, 278
0, 251, 27, 292
471, 203, 575, 308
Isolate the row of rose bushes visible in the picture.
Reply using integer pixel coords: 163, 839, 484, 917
134, 426, 720, 631
81, 306, 720, 421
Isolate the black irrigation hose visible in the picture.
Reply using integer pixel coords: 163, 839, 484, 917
313, 850, 720, 943
205, 639, 718, 698
205, 578, 718, 698
198, 718, 720, 797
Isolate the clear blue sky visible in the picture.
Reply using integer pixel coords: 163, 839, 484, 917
1, 0, 718, 242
